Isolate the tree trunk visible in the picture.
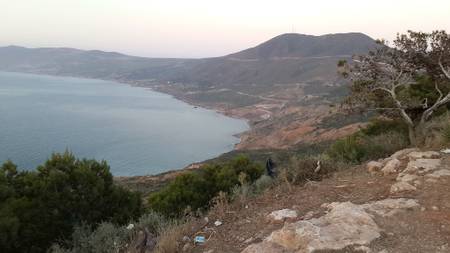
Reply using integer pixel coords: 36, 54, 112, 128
408, 125, 417, 147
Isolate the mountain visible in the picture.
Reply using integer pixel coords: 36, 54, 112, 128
0, 33, 376, 86
0, 33, 377, 149
228, 32, 375, 59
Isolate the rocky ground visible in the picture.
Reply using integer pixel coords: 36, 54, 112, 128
183, 148, 450, 253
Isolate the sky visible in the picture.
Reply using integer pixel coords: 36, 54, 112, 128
1, 0, 450, 58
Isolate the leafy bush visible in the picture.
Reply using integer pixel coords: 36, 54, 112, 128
361, 118, 409, 137
148, 155, 263, 217
327, 128, 409, 164
0, 151, 142, 253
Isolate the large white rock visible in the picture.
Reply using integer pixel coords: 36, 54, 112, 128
403, 159, 441, 175
243, 199, 418, 253
381, 158, 401, 175
268, 209, 298, 221
389, 148, 419, 160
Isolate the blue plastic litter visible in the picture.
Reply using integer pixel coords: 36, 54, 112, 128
194, 236, 206, 244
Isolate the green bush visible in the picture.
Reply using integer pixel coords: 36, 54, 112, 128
361, 118, 409, 137
148, 155, 263, 217
0, 151, 142, 253
327, 128, 409, 164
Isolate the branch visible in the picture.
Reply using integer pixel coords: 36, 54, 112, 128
439, 55, 450, 79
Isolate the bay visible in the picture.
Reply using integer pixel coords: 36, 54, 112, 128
0, 71, 248, 176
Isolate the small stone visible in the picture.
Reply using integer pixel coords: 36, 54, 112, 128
381, 159, 401, 175
390, 182, 416, 194
203, 250, 214, 253
244, 237, 254, 244
303, 211, 315, 220
182, 243, 191, 252
204, 217, 209, 223
367, 161, 383, 173
432, 206, 439, 211
355, 245, 372, 252
126, 223, 134, 230
182, 236, 191, 242
214, 220, 222, 226
268, 209, 298, 221
421, 207, 426, 211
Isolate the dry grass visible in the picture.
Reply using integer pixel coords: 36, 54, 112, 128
154, 221, 191, 253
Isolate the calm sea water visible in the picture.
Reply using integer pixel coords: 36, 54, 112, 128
0, 71, 248, 176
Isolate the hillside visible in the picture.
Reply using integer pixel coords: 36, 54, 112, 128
0, 33, 377, 150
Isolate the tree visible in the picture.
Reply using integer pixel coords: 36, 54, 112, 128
0, 152, 142, 253
340, 31, 450, 145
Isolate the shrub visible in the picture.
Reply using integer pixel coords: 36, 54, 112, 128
327, 128, 409, 164
148, 155, 263, 217
361, 118, 409, 137
326, 135, 366, 164
443, 124, 450, 143
0, 151, 142, 253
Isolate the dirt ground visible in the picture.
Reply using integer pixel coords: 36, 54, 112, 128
184, 154, 450, 253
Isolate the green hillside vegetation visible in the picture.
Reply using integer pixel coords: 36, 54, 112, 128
0, 152, 142, 253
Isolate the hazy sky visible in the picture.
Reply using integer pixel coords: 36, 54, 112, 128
1, 0, 450, 58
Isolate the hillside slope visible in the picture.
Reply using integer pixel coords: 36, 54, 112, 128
181, 149, 450, 253
0, 33, 377, 150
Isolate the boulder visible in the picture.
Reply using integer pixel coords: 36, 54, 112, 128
404, 159, 441, 175
425, 169, 450, 179
407, 151, 440, 160
367, 161, 383, 173
381, 159, 401, 175
362, 198, 419, 217
389, 148, 419, 160
390, 181, 417, 194
268, 209, 298, 222
243, 199, 418, 253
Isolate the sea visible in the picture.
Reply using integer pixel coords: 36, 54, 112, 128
0, 71, 248, 176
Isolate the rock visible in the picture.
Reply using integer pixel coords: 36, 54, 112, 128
182, 243, 191, 252
425, 169, 450, 179
389, 148, 419, 160
268, 209, 298, 222
243, 237, 254, 244
432, 206, 440, 211
363, 198, 419, 217
243, 199, 417, 253
396, 173, 419, 183
381, 158, 401, 175
390, 181, 417, 194
355, 245, 372, 252
440, 148, 450, 154
126, 223, 134, 230
214, 220, 223, 226
182, 236, 191, 242
408, 151, 441, 160
203, 250, 214, 253
303, 211, 315, 220
242, 241, 286, 253
404, 159, 441, 175
367, 161, 383, 173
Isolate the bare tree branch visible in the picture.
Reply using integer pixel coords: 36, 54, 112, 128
439, 55, 450, 79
